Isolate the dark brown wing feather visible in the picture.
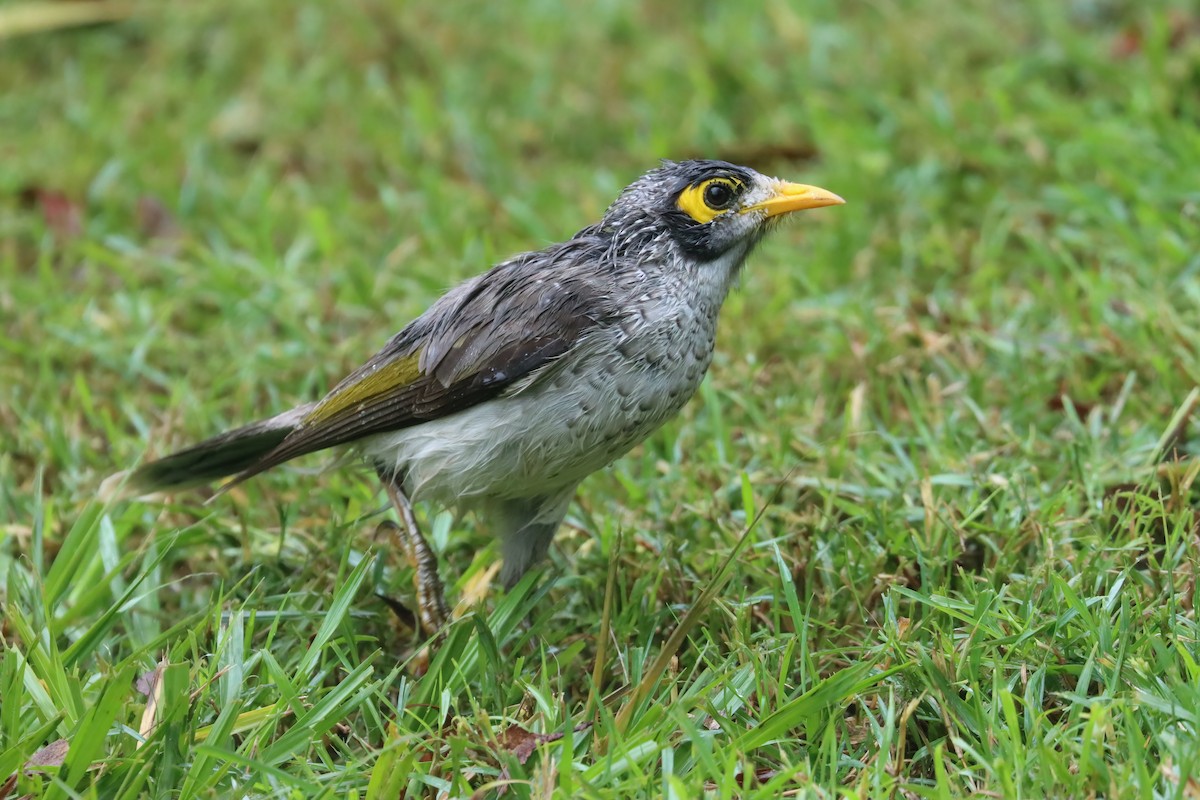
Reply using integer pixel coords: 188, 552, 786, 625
225, 238, 614, 486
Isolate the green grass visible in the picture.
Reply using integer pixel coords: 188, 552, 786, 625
2, 0, 1200, 796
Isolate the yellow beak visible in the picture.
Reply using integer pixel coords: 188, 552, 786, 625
744, 180, 846, 217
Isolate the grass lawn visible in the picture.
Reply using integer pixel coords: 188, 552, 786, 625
3, 0, 1200, 796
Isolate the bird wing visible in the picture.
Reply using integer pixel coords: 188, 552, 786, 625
226, 247, 612, 485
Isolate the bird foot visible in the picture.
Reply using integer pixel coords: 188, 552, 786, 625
372, 518, 450, 639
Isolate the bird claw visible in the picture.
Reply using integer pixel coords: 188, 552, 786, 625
376, 485, 450, 640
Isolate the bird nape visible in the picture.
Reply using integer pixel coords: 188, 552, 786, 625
106, 159, 844, 637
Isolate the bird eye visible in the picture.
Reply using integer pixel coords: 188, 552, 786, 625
676, 176, 744, 223
703, 180, 735, 210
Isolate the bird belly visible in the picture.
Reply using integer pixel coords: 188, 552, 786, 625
361, 316, 717, 505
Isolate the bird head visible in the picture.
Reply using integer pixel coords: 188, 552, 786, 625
604, 159, 844, 264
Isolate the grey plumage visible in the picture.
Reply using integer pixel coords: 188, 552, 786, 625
111, 159, 843, 631
110, 404, 315, 495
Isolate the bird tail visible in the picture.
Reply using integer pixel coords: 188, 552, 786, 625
101, 403, 317, 499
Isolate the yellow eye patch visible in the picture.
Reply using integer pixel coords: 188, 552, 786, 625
676, 177, 743, 224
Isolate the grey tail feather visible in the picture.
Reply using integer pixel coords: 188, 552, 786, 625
104, 403, 317, 498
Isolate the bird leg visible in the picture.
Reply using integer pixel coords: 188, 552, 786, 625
378, 472, 449, 638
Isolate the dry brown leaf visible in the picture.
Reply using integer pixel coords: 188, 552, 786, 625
24, 739, 68, 769
498, 725, 554, 766
484, 722, 592, 797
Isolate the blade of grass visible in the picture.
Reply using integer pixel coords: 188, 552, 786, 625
611, 470, 790, 738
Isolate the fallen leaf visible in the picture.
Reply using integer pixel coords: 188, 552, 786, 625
25, 738, 68, 769
483, 722, 592, 798
498, 726, 544, 766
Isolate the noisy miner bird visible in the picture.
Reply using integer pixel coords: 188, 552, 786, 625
110, 159, 844, 635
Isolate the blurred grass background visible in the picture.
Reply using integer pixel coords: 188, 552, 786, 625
2, 0, 1200, 797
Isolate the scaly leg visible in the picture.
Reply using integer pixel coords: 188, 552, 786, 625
378, 471, 449, 637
